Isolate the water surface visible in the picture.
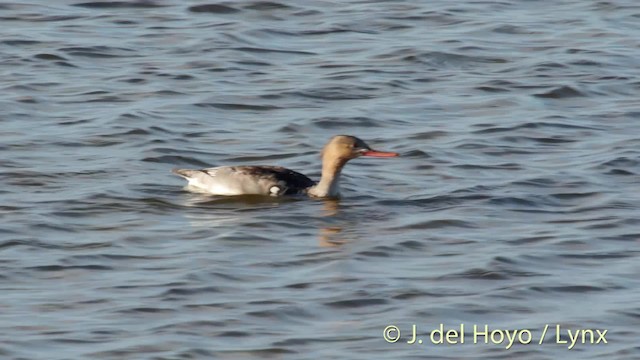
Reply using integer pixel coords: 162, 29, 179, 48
1, 0, 640, 359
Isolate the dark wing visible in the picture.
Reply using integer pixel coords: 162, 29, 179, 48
226, 166, 315, 195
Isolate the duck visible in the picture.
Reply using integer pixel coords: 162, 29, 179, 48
172, 135, 399, 198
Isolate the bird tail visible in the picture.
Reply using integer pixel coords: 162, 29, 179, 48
171, 168, 198, 179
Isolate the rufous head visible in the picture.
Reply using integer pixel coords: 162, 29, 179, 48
321, 135, 399, 162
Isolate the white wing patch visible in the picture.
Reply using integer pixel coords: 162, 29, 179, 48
269, 184, 291, 196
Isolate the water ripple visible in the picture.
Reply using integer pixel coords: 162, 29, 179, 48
1, 0, 639, 358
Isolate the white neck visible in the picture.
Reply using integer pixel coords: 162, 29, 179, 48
308, 172, 341, 197
307, 155, 347, 198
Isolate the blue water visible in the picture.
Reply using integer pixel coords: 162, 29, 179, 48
1, 1, 639, 359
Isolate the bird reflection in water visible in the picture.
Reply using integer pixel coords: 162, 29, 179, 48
175, 193, 351, 248
318, 199, 346, 247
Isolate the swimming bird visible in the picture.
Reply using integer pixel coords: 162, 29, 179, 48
172, 135, 399, 198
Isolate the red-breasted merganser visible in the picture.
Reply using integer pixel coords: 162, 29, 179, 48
172, 135, 399, 198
